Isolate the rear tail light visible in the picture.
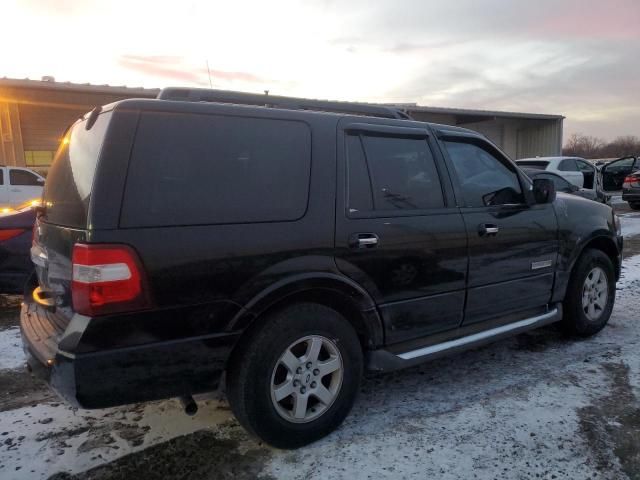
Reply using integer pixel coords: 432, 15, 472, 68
623, 175, 637, 186
0, 228, 27, 242
72, 243, 150, 316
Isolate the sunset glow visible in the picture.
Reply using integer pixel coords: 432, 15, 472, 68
3, 0, 640, 139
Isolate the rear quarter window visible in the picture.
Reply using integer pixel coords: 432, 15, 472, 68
120, 112, 312, 227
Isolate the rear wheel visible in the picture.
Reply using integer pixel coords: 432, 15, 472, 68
226, 303, 363, 449
562, 249, 615, 336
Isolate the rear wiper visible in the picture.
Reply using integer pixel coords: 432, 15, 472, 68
85, 105, 102, 130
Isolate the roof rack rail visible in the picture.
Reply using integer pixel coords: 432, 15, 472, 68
157, 87, 412, 120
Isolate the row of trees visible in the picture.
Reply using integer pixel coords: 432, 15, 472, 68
563, 134, 640, 159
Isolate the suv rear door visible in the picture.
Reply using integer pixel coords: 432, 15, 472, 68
438, 133, 558, 325
334, 119, 468, 345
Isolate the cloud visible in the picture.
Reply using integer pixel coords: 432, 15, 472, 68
118, 55, 208, 86
531, 0, 640, 40
6, 0, 640, 140
318, 0, 639, 138
118, 55, 265, 87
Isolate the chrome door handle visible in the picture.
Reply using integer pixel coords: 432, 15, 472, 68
350, 233, 379, 249
479, 224, 499, 236
358, 237, 378, 246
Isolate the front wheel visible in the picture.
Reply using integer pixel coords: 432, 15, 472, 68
562, 248, 616, 336
226, 303, 363, 449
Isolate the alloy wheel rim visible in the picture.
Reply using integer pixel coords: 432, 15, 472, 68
270, 335, 343, 424
582, 266, 608, 321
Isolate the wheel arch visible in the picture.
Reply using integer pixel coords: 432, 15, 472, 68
575, 235, 621, 280
228, 273, 384, 350
553, 233, 621, 303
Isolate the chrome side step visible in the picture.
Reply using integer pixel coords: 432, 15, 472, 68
367, 305, 562, 372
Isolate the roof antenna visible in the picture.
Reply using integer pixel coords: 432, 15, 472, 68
206, 59, 213, 88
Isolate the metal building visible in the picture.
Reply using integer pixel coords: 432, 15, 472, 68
0, 77, 563, 173
0, 78, 157, 174
403, 105, 564, 159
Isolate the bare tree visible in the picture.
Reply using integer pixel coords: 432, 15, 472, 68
563, 133, 605, 158
600, 136, 640, 158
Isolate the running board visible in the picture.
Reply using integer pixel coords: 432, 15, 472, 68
367, 305, 562, 372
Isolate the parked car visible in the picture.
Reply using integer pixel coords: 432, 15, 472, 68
515, 156, 598, 190
600, 156, 639, 191
21, 89, 623, 449
0, 166, 45, 207
522, 168, 610, 204
622, 170, 640, 209
0, 200, 37, 293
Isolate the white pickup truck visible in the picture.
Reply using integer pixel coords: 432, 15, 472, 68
0, 166, 45, 206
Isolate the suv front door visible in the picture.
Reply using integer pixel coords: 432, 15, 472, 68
334, 120, 468, 345
439, 134, 558, 326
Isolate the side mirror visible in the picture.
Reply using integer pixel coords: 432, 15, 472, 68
532, 178, 556, 204
570, 184, 580, 192
37, 177, 45, 184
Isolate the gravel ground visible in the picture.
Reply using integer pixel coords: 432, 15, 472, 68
1, 210, 640, 480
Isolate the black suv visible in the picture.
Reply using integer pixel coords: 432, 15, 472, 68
21, 88, 623, 449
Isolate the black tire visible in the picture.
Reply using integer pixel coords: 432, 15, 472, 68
226, 303, 363, 449
562, 248, 616, 336
629, 202, 640, 210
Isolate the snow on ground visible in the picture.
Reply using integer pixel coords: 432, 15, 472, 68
618, 252, 640, 289
1, 217, 640, 479
610, 194, 625, 205
0, 398, 232, 479
0, 327, 26, 371
620, 213, 640, 237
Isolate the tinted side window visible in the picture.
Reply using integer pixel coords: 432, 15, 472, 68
606, 158, 634, 172
356, 135, 444, 211
10, 169, 41, 186
558, 159, 578, 171
346, 135, 374, 213
444, 140, 524, 207
121, 112, 311, 227
0, 169, 3, 185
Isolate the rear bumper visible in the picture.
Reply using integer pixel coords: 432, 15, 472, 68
20, 300, 240, 409
622, 191, 640, 202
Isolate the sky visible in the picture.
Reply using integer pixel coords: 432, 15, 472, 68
3, 0, 640, 141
